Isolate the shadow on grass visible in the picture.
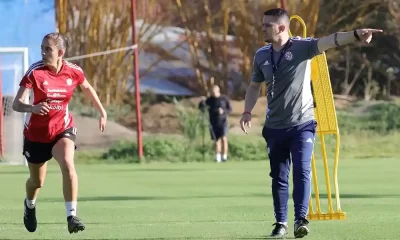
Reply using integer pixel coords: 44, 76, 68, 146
318, 193, 400, 199
253, 193, 400, 199
41, 192, 400, 203
129, 237, 295, 240
41, 194, 272, 202
6, 239, 133, 240
0, 170, 58, 175
0, 170, 28, 175
2, 236, 295, 240
0, 168, 207, 176
0, 222, 107, 225
74, 237, 295, 240
99, 168, 209, 173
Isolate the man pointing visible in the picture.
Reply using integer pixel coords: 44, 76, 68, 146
239, 8, 382, 238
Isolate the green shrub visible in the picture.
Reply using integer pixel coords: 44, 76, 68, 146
93, 129, 399, 164
367, 103, 400, 132
336, 112, 368, 134
101, 134, 268, 163
102, 137, 186, 163
224, 136, 266, 161
96, 102, 400, 164
173, 98, 205, 141
101, 141, 141, 163
69, 93, 132, 121
336, 102, 400, 134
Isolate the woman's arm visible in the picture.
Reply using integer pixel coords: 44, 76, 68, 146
79, 79, 107, 118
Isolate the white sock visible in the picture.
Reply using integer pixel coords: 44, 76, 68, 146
65, 201, 77, 217
216, 153, 222, 162
25, 198, 36, 209
222, 153, 228, 160
278, 222, 288, 225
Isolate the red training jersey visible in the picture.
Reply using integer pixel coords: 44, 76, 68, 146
19, 60, 85, 143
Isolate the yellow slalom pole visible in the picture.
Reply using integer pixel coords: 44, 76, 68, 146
289, 14, 346, 221
289, 15, 307, 38
289, 14, 320, 218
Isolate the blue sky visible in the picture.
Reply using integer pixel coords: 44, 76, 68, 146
0, 0, 56, 95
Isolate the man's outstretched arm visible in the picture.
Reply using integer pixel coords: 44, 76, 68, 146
317, 29, 383, 53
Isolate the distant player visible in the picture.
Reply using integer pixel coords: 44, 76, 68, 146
12, 33, 107, 234
199, 85, 232, 162
239, 8, 382, 238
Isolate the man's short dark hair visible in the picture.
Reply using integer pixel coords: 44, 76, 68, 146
264, 8, 290, 22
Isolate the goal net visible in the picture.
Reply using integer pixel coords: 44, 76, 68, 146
0, 47, 29, 165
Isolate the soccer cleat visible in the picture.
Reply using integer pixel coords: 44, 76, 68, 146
270, 222, 288, 238
23, 199, 37, 232
294, 218, 310, 238
67, 216, 85, 234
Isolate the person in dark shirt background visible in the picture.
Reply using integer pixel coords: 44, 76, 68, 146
199, 85, 232, 162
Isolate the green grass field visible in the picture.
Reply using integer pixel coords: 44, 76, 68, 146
0, 158, 398, 240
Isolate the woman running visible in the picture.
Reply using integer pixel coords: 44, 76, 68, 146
12, 32, 107, 234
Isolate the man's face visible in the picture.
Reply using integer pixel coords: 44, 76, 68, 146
41, 38, 62, 66
262, 15, 286, 43
212, 86, 220, 97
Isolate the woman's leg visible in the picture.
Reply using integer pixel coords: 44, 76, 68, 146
26, 162, 47, 206
51, 137, 85, 234
23, 137, 52, 233
24, 162, 47, 232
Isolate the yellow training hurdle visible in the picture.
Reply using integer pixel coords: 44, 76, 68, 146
289, 15, 346, 220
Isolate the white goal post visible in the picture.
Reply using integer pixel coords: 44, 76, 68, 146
0, 47, 29, 165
